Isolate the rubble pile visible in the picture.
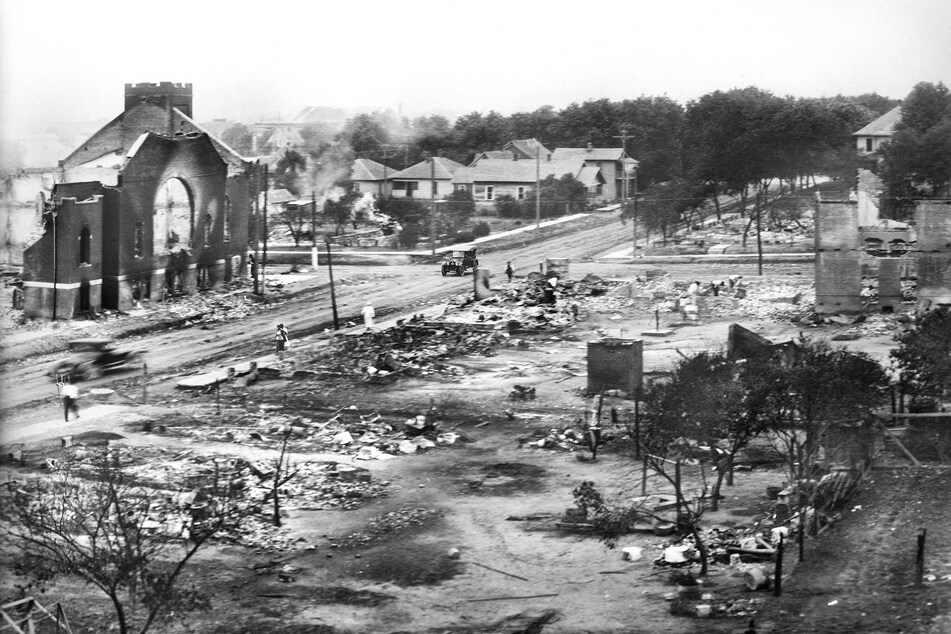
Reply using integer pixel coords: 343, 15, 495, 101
56, 444, 392, 551
519, 424, 589, 451
439, 274, 623, 332
163, 405, 458, 459
313, 323, 507, 378
329, 507, 444, 549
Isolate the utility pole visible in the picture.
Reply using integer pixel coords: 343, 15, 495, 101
253, 162, 260, 295
430, 155, 437, 256
311, 191, 318, 270
613, 129, 636, 257
262, 163, 269, 295
535, 143, 541, 230
51, 206, 58, 319
325, 239, 340, 330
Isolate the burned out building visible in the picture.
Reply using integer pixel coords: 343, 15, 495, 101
21, 83, 260, 319
814, 185, 951, 314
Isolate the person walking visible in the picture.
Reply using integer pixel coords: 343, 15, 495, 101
275, 324, 289, 358
585, 417, 602, 460
61, 382, 80, 421
362, 302, 375, 330
505, 261, 514, 283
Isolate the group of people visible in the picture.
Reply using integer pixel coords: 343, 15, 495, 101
686, 274, 745, 298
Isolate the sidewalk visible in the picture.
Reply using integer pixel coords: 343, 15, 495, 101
264, 212, 593, 257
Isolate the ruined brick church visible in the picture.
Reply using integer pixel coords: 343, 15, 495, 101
22, 83, 260, 319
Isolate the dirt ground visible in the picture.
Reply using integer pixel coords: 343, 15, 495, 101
2, 261, 950, 634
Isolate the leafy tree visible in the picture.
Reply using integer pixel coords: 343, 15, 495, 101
506, 105, 559, 146
273, 149, 307, 197
324, 190, 361, 235
634, 179, 705, 243
220, 123, 253, 155
442, 188, 475, 231
0, 449, 243, 634
552, 99, 619, 147
891, 307, 951, 402
522, 174, 588, 218
409, 115, 453, 163
615, 96, 685, 185
759, 337, 890, 482
451, 111, 508, 159
880, 83, 951, 217
338, 112, 391, 155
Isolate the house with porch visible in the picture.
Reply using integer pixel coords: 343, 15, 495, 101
550, 144, 637, 201
388, 157, 464, 199
451, 155, 606, 206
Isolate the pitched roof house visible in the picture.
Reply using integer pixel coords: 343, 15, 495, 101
451, 156, 606, 204
550, 145, 637, 200
350, 158, 392, 196
854, 106, 902, 155
389, 157, 465, 199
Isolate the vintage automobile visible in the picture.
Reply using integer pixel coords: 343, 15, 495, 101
49, 338, 144, 381
440, 247, 479, 276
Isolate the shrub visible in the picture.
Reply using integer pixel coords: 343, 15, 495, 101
472, 221, 491, 238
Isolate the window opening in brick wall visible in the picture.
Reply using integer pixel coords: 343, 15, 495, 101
153, 177, 193, 255
79, 227, 91, 265
134, 222, 144, 257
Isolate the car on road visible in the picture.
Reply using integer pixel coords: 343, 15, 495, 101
441, 247, 479, 276
49, 338, 144, 381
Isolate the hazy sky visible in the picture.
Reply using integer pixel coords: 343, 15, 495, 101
2, 0, 950, 134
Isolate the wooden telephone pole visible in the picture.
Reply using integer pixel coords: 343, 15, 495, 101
613, 130, 636, 257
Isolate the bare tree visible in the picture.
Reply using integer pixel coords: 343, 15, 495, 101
0, 449, 244, 634
270, 430, 302, 527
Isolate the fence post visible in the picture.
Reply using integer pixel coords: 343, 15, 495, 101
916, 528, 927, 588
773, 533, 784, 596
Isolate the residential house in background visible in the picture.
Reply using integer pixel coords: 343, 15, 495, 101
550, 144, 637, 201
451, 155, 606, 206
389, 157, 464, 199
469, 139, 551, 166
21, 82, 258, 319
853, 106, 901, 169
350, 158, 392, 196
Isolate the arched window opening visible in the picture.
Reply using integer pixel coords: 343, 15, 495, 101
79, 227, 91, 265
153, 178, 193, 255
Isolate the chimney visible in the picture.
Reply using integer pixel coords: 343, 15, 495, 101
587, 142, 593, 152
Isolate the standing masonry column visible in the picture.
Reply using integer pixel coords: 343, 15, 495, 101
815, 199, 863, 314
915, 200, 951, 311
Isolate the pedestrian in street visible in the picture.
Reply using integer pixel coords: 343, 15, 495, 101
710, 280, 725, 296
275, 323, 289, 358
687, 280, 700, 296
728, 274, 743, 291
585, 417, 602, 460
61, 382, 80, 422
362, 302, 375, 330
505, 261, 514, 283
